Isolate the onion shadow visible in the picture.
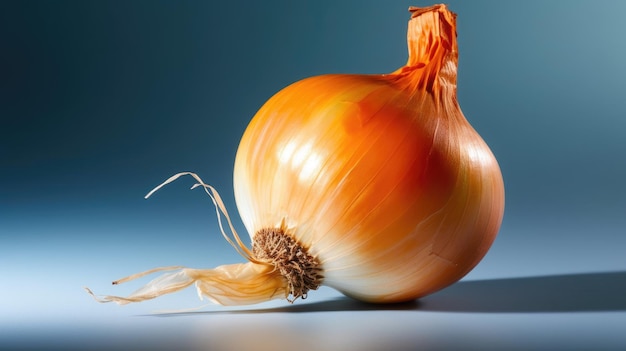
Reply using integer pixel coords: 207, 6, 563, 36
419, 271, 626, 313
149, 271, 626, 316
147, 297, 418, 317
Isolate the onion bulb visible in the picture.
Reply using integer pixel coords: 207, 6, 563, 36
86, 4, 504, 306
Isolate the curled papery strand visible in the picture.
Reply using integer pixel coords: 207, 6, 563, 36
84, 262, 287, 306
84, 173, 289, 306
144, 172, 259, 263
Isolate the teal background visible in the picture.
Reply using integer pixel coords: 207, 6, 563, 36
2, 1, 625, 350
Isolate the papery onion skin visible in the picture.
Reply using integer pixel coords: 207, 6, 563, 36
233, 4, 504, 303
85, 4, 504, 307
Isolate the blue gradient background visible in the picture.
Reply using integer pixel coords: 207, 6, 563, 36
2, 1, 625, 350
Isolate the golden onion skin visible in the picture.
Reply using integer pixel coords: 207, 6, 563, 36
234, 5, 505, 303
86, 5, 504, 307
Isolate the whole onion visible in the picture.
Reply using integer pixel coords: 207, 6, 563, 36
87, 4, 504, 306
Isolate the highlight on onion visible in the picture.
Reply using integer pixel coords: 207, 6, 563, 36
85, 4, 505, 306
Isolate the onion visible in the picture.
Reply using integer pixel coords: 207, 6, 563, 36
86, 4, 504, 306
